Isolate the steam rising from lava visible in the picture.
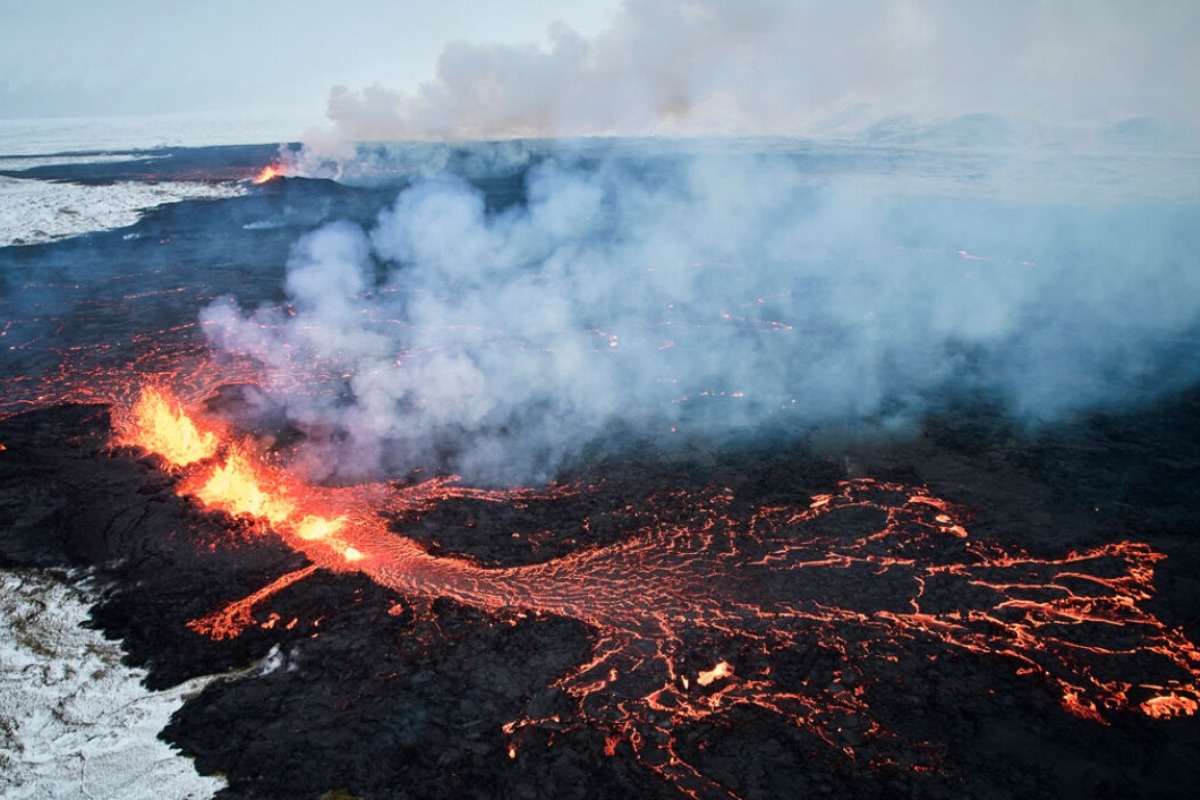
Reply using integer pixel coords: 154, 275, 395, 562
202, 1, 1200, 485
201, 153, 1200, 484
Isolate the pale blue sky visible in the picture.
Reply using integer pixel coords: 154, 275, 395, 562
0, 1, 617, 120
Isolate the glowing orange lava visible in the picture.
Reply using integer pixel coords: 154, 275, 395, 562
695, 660, 734, 687
187, 564, 319, 640
114, 386, 219, 466
115, 384, 1200, 800
252, 164, 283, 184
1141, 692, 1199, 719
187, 447, 296, 524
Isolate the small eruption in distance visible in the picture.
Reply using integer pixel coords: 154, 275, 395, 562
252, 164, 284, 184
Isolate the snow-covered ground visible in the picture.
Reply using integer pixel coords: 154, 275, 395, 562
0, 175, 246, 246
0, 109, 321, 246
0, 568, 225, 800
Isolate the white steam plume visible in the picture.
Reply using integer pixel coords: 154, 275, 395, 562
317, 0, 1200, 143
203, 152, 1200, 484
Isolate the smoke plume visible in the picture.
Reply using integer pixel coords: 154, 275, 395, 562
318, 0, 1200, 142
203, 1, 1199, 484
203, 148, 1200, 484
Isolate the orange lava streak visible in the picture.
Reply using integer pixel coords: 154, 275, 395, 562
117, 386, 375, 575
187, 564, 319, 640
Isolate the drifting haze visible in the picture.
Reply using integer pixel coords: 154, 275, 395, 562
203, 148, 1200, 483
200, 1, 1200, 484
320, 0, 1200, 142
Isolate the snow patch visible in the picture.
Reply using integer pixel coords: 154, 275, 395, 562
0, 175, 245, 246
0, 568, 224, 800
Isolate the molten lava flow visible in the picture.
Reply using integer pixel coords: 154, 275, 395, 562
114, 386, 219, 466
251, 164, 283, 184
115, 385, 1200, 800
1141, 693, 1200, 719
187, 564, 319, 640
187, 447, 296, 524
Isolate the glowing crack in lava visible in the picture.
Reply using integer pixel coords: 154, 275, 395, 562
113, 386, 1200, 799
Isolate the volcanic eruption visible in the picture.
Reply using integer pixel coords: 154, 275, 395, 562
3, 1, 1200, 795
252, 163, 285, 184
2, 132, 1199, 798
98, 376, 1200, 799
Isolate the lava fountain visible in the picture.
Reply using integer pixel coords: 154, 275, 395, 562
251, 163, 285, 184
112, 383, 1200, 800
